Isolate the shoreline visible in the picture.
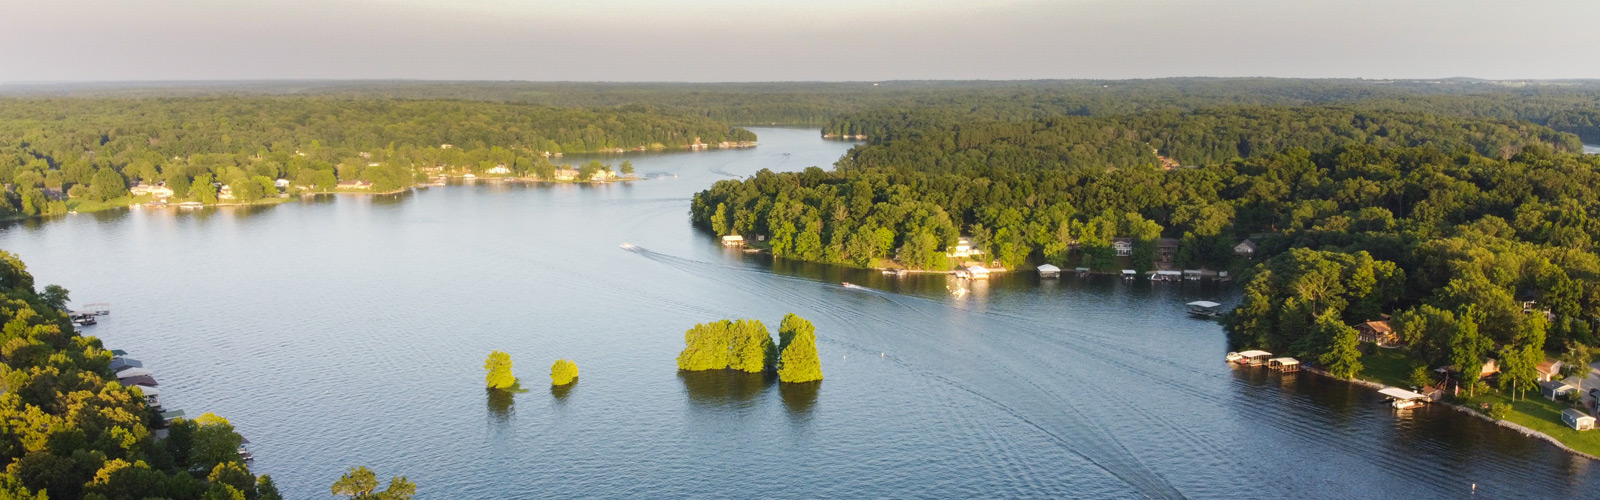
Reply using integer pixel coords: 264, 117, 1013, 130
1302, 365, 1600, 462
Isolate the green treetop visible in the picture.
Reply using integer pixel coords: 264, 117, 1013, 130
484, 350, 517, 390
551, 359, 579, 386
777, 313, 824, 383
331, 466, 416, 500
676, 319, 774, 373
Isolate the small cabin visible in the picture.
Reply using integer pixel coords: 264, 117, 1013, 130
721, 235, 744, 247
1235, 239, 1257, 258
1036, 264, 1061, 278
1541, 380, 1577, 400
1267, 357, 1300, 372
1536, 359, 1565, 382
1379, 387, 1430, 409
1155, 238, 1181, 263
1354, 320, 1399, 347
1563, 409, 1596, 431
1187, 301, 1223, 318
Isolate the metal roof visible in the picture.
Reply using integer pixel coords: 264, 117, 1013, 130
1237, 350, 1272, 357
1378, 387, 1428, 400
1187, 301, 1222, 308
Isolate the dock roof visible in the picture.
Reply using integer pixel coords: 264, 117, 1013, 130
1237, 350, 1272, 358
116, 367, 153, 378
1036, 264, 1061, 272
1378, 387, 1428, 400
1187, 301, 1222, 308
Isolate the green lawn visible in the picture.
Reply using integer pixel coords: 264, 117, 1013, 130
1462, 391, 1600, 457
1358, 347, 1417, 388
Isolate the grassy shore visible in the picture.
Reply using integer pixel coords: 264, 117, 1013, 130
1352, 347, 1600, 457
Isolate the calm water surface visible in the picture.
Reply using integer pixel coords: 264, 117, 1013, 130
6, 128, 1598, 499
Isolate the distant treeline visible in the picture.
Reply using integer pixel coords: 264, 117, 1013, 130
12, 79, 1600, 140
0, 97, 754, 216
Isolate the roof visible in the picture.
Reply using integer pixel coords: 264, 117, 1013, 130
1268, 357, 1300, 365
1237, 350, 1272, 357
721, 235, 743, 241
110, 349, 127, 356
117, 375, 158, 387
1564, 409, 1595, 421
1036, 264, 1061, 272
1356, 320, 1393, 333
1236, 239, 1257, 250
1156, 270, 1182, 275
1122, 269, 1137, 275
116, 367, 153, 378
1187, 301, 1222, 308
966, 265, 989, 273
1541, 380, 1575, 390
1537, 359, 1561, 373
1378, 387, 1428, 400
160, 409, 185, 420
131, 385, 160, 396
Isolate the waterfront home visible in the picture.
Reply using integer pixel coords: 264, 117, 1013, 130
1563, 408, 1596, 431
1541, 380, 1577, 400
131, 182, 152, 196
1536, 359, 1566, 382
1156, 238, 1180, 263
1036, 264, 1061, 278
1379, 387, 1430, 409
1234, 239, 1257, 258
1354, 320, 1399, 347
947, 238, 982, 258
1111, 238, 1133, 257
148, 184, 174, 199
721, 235, 745, 247
1268, 357, 1300, 372
1187, 301, 1223, 317
553, 168, 579, 181
218, 185, 234, 200
486, 164, 512, 175
274, 178, 290, 189
336, 180, 373, 190
1437, 359, 1499, 380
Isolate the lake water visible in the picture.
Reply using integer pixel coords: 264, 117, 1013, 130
1586, 144, 1599, 155
6, 128, 1598, 499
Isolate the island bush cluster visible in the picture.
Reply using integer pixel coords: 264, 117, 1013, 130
677, 314, 822, 383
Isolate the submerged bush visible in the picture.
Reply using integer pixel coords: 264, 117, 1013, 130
551, 359, 579, 386
676, 319, 775, 373
777, 314, 824, 383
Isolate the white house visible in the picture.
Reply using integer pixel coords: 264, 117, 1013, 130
485, 165, 512, 175
1111, 238, 1133, 257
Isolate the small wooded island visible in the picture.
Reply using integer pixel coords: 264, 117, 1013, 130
678, 313, 823, 383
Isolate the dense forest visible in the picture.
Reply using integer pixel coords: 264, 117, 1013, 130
0, 250, 280, 499
692, 98, 1600, 397
0, 98, 754, 217
10, 79, 1599, 141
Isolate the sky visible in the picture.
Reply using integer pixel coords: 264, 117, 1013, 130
2, 0, 1598, 82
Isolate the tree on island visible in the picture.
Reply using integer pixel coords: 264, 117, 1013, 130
677, 319, 775, 373
777, 313, 824, 383
551, 359, 579, 386
331, 466, 416, 500
485, 351, 517, 389
620, 160, 635, 176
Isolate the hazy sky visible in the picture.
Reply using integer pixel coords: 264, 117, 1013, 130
3, 0, 1598, 82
